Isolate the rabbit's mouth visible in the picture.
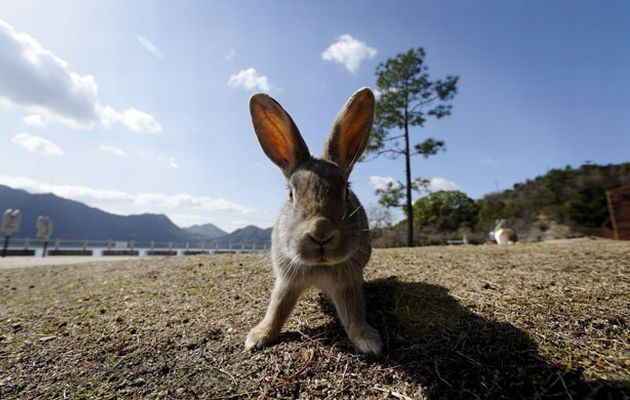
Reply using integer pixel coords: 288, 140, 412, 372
296, 242, 352, 266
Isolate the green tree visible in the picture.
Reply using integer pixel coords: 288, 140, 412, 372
365, 48, 458, 246
413, 190, 478, 232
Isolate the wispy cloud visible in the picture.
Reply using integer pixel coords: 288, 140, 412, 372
227, 67, 272, 92
136, 34, 164, 59
481, 156, 500, 166
100, 145, 128, 157
370, 175, 460, 192
100, 106, 162, 134
11, 132, 63, 156
0, 175, 256, 216
225, 49, 235, 61
428, 177, 460, 192
322, 34, 377, 73
369, 175, 397, 191
0, 20, 161, 133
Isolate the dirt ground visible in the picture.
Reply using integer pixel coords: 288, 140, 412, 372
1, 238, 628, 399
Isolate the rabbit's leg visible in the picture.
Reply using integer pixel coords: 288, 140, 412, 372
327, 281, 382, 355
245, 278, 303, 350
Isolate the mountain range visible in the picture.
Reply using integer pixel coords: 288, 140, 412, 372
0, 185, 271, 246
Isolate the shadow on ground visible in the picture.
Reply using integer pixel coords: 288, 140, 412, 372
305, 277, 628, 399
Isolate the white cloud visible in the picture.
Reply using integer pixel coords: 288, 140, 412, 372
23, 114, 46, 128
136, 34, 163, 59
225, 49, 235, 61
428, 177, 460, 192
100, 106, 162, 134
0, 20, 161, 133
168, 157, 178, 169
100, 145, 127, 157
322, 34, 377, 73
370, 175, 460, 192
0, 175, 256, 215
369, 175, 397, 191
228, 68, 271, 92
11, 132, 63, 156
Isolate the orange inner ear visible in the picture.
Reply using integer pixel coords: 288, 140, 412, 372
339, 113, 370, 164
259, 108, 292, 168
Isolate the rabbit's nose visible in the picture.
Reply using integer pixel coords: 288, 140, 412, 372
308, 218, 336, 245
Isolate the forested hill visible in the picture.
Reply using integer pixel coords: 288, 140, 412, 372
476, 162, 630, 231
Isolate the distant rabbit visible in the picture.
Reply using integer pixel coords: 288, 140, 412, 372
492, 219, 518, 245
245, 88, 382, 355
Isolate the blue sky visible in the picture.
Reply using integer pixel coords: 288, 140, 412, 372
1, 1, 629, 231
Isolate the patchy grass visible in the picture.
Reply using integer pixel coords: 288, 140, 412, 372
0, 238, 628, 399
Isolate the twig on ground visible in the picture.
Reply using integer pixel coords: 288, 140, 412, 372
372, 385, 414, 400
280, 348, 315, 382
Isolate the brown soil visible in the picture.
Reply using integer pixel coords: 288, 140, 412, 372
1, 238, 628, 399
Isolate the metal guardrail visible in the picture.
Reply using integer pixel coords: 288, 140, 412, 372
2, 237, 271, 257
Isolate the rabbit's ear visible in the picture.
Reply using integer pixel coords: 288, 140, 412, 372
323, 87, 375, 175
250, 93, 310, 177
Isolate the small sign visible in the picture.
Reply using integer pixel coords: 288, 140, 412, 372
2, 209, 21, 234
36, 216, 53, 240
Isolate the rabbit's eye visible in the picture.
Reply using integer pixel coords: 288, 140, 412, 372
288, 190, 293, 201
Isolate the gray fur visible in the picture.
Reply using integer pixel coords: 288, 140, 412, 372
246, 88, 382, 355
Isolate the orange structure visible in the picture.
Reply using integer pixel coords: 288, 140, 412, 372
606, 185, 630, 240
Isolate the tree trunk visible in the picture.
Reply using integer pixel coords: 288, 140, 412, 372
404, 108, 413, 247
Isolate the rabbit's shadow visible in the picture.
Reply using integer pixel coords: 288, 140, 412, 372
295, 276, 628, 399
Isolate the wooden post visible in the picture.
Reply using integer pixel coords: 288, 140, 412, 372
606, 190, 619, 240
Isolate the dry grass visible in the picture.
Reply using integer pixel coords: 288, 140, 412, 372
0, 238, 628, 399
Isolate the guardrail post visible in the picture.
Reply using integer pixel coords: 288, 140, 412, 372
83, 240, 88, 251
185, 241, 189, 250
24, 237, 30, 250
1, 235, 9, 257
168, 241, 173, 250
55, 238, 61, 250
150, 241, 155, 251
107, 240, 112, 251
130, 241, 135, 251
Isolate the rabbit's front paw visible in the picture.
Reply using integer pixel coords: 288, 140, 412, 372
349, 325, 382, 355
245, 322, 276, 351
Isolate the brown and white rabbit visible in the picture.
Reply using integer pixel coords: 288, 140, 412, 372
492, 219, 518, 245
245, 88, 382, 355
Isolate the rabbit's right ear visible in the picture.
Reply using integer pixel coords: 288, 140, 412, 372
250, 93, 310, 177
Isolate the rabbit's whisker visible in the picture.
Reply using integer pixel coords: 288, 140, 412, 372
346, 205, 363, 219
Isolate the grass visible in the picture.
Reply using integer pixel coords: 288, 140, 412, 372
0, 238, 628, 399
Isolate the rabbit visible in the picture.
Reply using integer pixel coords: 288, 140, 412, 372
245, 87, 382, 355
492, 219, 518, 245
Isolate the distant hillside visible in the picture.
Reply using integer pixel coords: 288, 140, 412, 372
0, 185, 194, 242
183, 223, 227, 239
215, 225, 273, 248
0, 185, 273, 246
476, 162, 630, 232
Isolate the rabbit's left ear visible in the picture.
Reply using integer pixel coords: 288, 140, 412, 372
323, 87, 375, 176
